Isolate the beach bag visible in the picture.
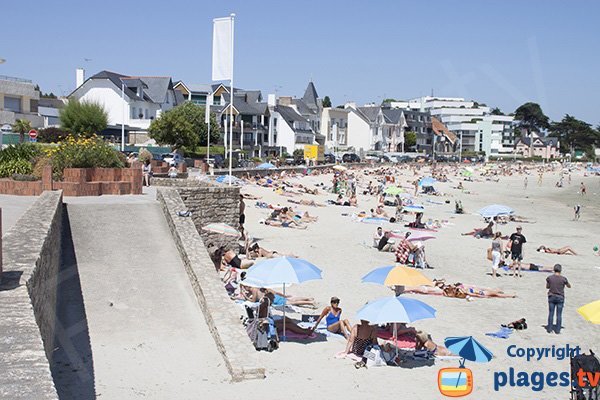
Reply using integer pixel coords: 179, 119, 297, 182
364, 345, 386, 367
486, 248, 493, 261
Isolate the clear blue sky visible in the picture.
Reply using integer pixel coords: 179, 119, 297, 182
3, 0, 599, 125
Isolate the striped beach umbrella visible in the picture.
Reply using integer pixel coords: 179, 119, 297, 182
202, 222, 240, 237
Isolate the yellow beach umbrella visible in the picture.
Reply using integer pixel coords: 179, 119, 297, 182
361, 265, 434, 287
577, 300, 600, 324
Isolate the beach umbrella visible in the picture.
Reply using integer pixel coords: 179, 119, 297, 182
577, 300, 600, 324
256, 162, 276, 170
384, 186, 403, 195
478, 204, 514, 218
418, 177, 436, 187
462, 170, 473, 177
444, 336, 493, 363
216, 174, 242, 184
356, 296, 436, 325
360, 217, 389, 225
333, 165, 347, 171
202, 222, 240, 237
245, 257, 323, 340
406, 232, 436, 242
398, 193, 413, 199
356, 296, 436, 358
361, 265, 434, 287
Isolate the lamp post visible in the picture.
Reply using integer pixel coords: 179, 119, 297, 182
121, 82, 125, 151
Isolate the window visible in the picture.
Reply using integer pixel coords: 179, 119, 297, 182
130, 106, 136, 119
145, 109, 149, 119
4, 96, 21, 112
273, 117, 277, 127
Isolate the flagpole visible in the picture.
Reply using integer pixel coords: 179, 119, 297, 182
205, 94, 212, 173
228, 13, 235, 186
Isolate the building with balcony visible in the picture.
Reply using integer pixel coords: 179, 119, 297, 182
0, 75, 43, 128
321, 107, 349, 152
514, 133, 560, 159
172, 81, 227, 106
69, 69, 184, 142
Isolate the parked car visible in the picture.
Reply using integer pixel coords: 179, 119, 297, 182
324, 153, 336, 164
162, 152, 185, 166
205, 155, 225, 168
342, 153, 361, 163
151, 153, 165, 162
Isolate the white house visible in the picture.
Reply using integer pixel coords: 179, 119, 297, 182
270, 104, 317, 154
391, 96, 515, 157
321, 107, 349, 152
345, 104, 373, 154
69, 69, 184, 140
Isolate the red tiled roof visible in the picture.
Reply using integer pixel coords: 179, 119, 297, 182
431, 117, 457, 143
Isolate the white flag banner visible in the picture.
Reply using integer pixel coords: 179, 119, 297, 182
205, 94, 213, 123
212, 16, 233, 81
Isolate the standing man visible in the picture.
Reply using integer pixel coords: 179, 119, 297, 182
508, 226, 527, 277
546, 264, 571, 334
574, 204, 581, 221
524, 176, 528, 189
580, 182, 586, 195
239, 194, 246, 240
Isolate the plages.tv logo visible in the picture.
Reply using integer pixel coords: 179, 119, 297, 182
438, 366, 473, 397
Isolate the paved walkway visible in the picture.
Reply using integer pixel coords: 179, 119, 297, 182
60, 201, 228, 399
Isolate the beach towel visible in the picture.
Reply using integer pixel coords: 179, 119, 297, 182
298, 321, 346, 340
485, 327, 513, 339
408, 227, 438, 232
377, 330, 417, 349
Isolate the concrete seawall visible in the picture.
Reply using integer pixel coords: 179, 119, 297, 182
157, 187, 265, 382
0, 191, 63, 399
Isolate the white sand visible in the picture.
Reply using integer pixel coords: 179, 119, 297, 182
202, 166, 599, 400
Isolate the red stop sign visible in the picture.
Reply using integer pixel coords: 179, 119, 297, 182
29, 129, 38, 139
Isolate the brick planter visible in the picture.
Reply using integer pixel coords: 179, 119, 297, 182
0, 166, 143, 196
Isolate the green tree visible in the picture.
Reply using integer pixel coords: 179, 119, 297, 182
404, 131, 417, 148
322, 96, 332, 108
382, 98, 398, 104
60, 100, 108, 137
12, 119, 32, 144
490, 107, 504, 115
514, 102, 549, 135
148, 102, 220, 150
549, 114, 600, 155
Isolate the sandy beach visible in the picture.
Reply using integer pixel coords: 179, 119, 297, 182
201, 164, 599, 400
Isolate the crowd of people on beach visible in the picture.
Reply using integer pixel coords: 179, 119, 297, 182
206, 158, 595, 367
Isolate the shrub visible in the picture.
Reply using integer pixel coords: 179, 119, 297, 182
45, 135, 124, 180
60, 100, 108, 136
0, 159, 33, 178
0, 143, 41, 164
38, 127, 70, 143
32, 156, 52, 179
12, 173, 38, 181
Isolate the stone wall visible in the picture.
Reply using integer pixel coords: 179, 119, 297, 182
157, 188, 264, 381
0, 190, 63, 399
178, 184, 240, 252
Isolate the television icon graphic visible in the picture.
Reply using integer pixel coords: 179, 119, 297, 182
438, 367, 474, 397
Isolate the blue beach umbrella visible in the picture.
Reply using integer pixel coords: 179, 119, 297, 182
216, 174, 242, 184
245, 257, 323, 340
356, 296, 436, 358
360, 217, 389, 225
478, 204, 514, 218
418, 177, 437, 187
444, 336, 493, 363
256, 162, 276, 170
356, 296, 436, 325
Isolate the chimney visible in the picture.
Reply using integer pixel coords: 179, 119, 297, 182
76, 68, 85, 89
279, 96, 292, 106
267, 94, 276, 107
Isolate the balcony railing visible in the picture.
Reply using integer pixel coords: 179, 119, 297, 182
0, 75, 33, 84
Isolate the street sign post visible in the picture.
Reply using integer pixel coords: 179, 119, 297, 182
28, 129, 38, 142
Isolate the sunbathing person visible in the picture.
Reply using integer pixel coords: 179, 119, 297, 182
264, 288, 317, 308
257, 291, 313, 336
246, 242, 298, 259
400, 281, 515, 298
287, 198, 326, 207
536, 245, 577, 255
310, 297, 353, 338
343, 320, 379, 357
264, 219, 307, 229
415, 331, 453, 356
216, 247, 255, 270
462, 221, 494, 238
